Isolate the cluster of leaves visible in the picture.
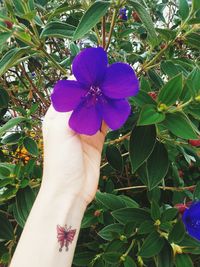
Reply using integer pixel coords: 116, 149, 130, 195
0, 0, 200, 266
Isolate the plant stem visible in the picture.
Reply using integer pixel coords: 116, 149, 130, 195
115, 185, 196, 192
102, 16, 106, 49
105, 5, 119, 51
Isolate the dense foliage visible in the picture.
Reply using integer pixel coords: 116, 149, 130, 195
0, 0, 200, 266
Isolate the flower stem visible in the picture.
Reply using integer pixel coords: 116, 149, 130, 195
102, 16, 106, 49
115, 185, 196, 192
105, 6, 118, 51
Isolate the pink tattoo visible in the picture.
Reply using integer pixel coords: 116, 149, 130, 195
57, 224, 76, 252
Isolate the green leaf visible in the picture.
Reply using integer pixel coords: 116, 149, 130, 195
103, 252, 121, 264
151, 200, 161, 220
128, 0, 158, 47
129, 125, 156, 173
193, 181, 200, 200
1, 132, 21, 145
137, 220, 155, 234
179, 0, 190, 20
23, 137, 38, 156
106, 145, 123, 172
14, 186, 36, 227
185, 32, 200, 49
0, 47, 30, 76
158, 241, 174, 267
73, 251, 95, 266
0, 117, 26, 137
73, 1, 110, 41
112, 208, 151, 225
185, 67, 200, 96
118, 195, 139, 208
0, 212, 14, 240
158, 74, 183, 106
168, 220, 185, 243
175, 254, 193, 267
138, 104, 165, 126
40, 21, 75, 39
0, 88, 9, 108
131, 90, 156, 107
163, 112, 198, 139
161, 61, 181, 78
98, 224, 124, 241
0, 32, 12, 46
0, 166, 10, 178
124, 256, 137, 267
156, 28, 177, 41
192, 0, 200, 12
138, 142, 169, 190
96, 192, 126, 210
161, 208, 178, 222
139, 231, 165, 258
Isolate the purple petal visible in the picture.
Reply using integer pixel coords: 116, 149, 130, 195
101, 98, 131, 130
101, 63, 139, 99
72, 47, 108, 88
51, 80, 86, 112
69, 96, 102, 135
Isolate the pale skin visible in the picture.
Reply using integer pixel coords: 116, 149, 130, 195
9, 105, 107, 267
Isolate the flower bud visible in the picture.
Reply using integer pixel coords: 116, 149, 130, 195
188, 139, 200, 147
157, 103, 168, 112
132, 11, 141, 22
4, 20, 13, 29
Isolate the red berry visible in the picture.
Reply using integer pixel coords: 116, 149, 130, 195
132, 11, 140, 22
175, 203, 187, 214
148, 91, 157, 100
94, 210, 101, 217
160, 43, 166, 49
4, 20, 13, 29
188, 139, 200, 147
178, 170, 184, 178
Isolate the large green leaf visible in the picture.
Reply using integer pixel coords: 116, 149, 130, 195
138, 104, 165, 125
0, 47, 30, 76
0, 117, 26, 137
129, 125, 156, 173
192, 0, 200, 12
138, 142, 169, 190
0, 212, 14, 240
0, 87, 9, 108
14, 186, 36, 227
158, 74, 183, 106
179, 0, 189, 20
0, 32, 12, 46
175, 254, 193, 267
128, 0, 158, 46
112, 208, 151, 225
139, 231, 165, 258
40, 21, 75, 39
73, 1, 110, 41
124, 256, 137, 267
158, 241, 174, 267
23, 137, 38, 156
168, 220, 185, 243
98, 224, 124, 241
163, 112, 198, 139
106, 145, 123, 172
96, 192, 126, 211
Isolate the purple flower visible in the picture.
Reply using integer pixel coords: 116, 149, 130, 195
119, 8, 128, 21
182, 201, 200, 241
51, 47, 139, 135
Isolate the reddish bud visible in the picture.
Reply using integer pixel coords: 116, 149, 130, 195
188, 139, 200, 147
148, 91, 157, 100
94, 210, 101, 217
132, 11, 141, 22
175, 202, 193, 214
178, 170, 184, 178
4, 20, 13, 29
160, 43, 166, 49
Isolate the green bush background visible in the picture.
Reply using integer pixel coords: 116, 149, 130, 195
0, 0, 200, 266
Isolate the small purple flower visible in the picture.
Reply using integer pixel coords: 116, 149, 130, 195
51, 47, 139, 135
119, 8, 128, 21
182, 201, 200, 241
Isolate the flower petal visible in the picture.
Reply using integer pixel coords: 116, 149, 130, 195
69, 97, 102, 135
101, 98, 131, 130
51, 80, 86, 112
101, 63, 139, 99
72, 47, 108, 88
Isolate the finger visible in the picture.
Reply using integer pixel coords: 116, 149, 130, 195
101, 120, 108, 136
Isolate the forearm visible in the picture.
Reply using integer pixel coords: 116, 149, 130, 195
10, 178, 87, 267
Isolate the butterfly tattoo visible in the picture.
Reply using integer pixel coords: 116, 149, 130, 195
57, 224, 76, 252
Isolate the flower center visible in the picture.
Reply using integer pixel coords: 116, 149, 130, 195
89, 86, 102, 97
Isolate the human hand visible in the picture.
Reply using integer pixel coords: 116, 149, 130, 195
41, 105, 107, 205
